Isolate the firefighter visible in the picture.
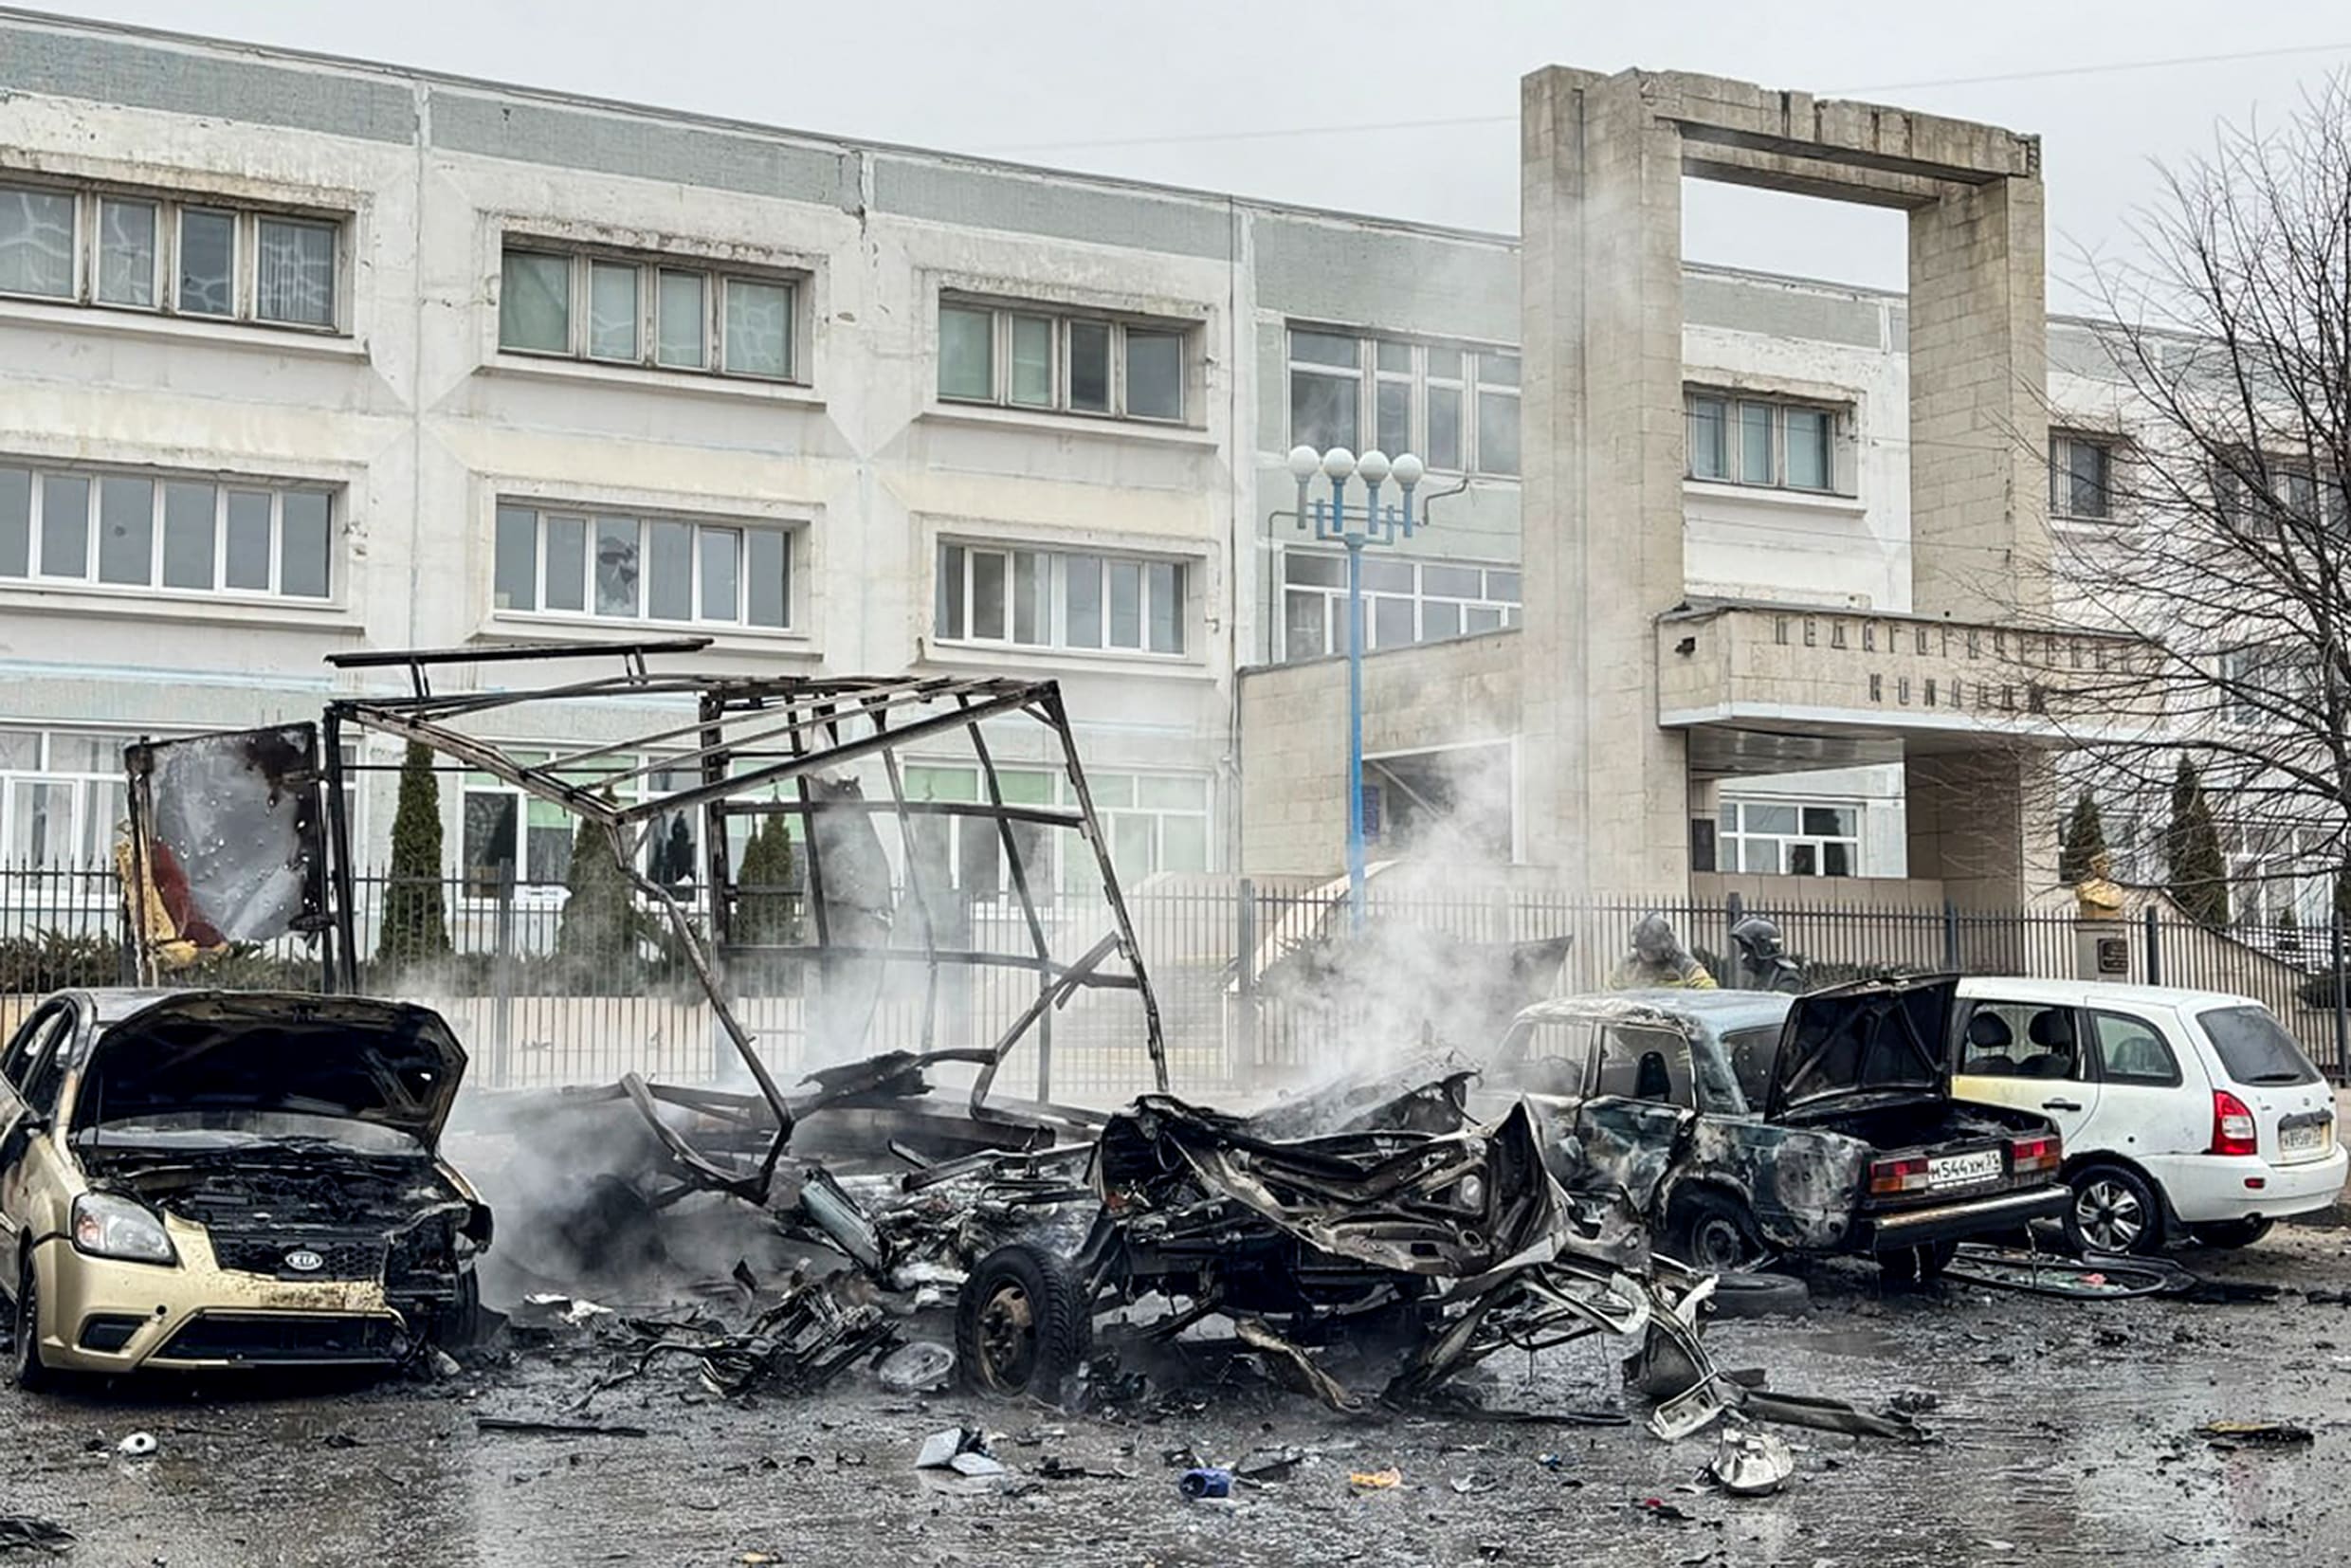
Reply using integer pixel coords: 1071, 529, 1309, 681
1608, 912, 1717, 990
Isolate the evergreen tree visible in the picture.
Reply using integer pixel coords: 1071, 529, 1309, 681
2164, 757, 2231, 928
735, 815, 800, 948
557, 799, 647, 984
2057, 790, 2108, 885
377, 741, 450, 968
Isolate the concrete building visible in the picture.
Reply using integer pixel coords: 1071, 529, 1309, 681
0, 11, 2136, 910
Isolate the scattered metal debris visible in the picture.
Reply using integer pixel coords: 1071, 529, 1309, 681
116, 1431, 157, 1458
2199, 1420, 2313, 1448
1708, 1426, 1795, 1496
474, 1416, 649, 1439
0, 1517, 74, 1557
1179, 1467, 1233, 1499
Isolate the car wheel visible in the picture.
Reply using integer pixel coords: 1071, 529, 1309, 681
2188, 1217, 2274, 1249
2065, 1164, 2163, 1256
1665, 1190, 1757, 1272
1877, 1241, 1958, 1287
1707, 1270, 1811, 1319
955, 1242, 1091, 1401
13, 1251, 55, 1393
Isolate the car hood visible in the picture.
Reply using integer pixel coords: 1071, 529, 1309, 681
1765, 975, 1958, 1121
72, 992, 467, 1146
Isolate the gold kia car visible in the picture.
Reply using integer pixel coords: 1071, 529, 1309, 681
0, 990, 491, 1385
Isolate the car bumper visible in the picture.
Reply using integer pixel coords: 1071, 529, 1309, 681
1851, 1184, 2071, 1251
2153, 1146, 2350, 1226
28, 1235, 414, 1375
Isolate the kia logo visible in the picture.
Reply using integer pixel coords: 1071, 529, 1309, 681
284, 1249, 324, 1274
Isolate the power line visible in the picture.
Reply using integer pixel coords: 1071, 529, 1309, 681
984, 40, 2351, 156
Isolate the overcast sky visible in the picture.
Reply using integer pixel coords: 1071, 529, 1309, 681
36, 1, 2351, 308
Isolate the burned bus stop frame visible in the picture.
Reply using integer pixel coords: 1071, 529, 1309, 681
317, 640, 1168, 1199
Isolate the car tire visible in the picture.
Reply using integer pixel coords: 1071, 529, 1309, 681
1877, 1241, 1958, 1287
2188, 1217, 2274, 1249
2065, 1164, 2164, 1256
1707, 1270, 1811, 1318
13, 1251, 55, 1393
1665, 1190, 1758, 1272
955, 1242, 1091, 1401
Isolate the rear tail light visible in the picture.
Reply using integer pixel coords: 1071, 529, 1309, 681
2010, 1135, 2061, 1177
1868, 1156, 1929, 1196
2210, 1090, 2259, 1158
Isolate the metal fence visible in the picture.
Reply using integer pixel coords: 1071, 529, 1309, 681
2, 865, 2345, 1100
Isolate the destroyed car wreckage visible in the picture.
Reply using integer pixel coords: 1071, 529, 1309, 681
102, 644, 1933, 1441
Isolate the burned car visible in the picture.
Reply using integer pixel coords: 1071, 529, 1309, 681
0, 990, 490, 1385
1482, 976, 2069, 1282
941, 1072, 1720, 1431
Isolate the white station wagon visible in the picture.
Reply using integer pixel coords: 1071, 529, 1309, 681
1951, 978, 2345, 1253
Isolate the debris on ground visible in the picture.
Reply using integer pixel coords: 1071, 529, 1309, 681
1179, 1467, 1233, 1499
474, 1416, 650, 1439
913, 1427, 1005, 1478
1233, 1446, 1306, 1482
873, 1340, 955, 1395
2198, 1420, 2314, 1449
116, 1431, 157, 1458
1707, 1426, 1795, 1496
1348, 1468, 1404, 1490
0, 1516, 73, 1556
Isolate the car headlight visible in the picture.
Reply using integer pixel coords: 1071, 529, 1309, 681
70, 1194, 177, 1266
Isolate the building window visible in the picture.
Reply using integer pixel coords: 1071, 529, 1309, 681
494, 502, 792, 630
1287, 330, 1520, 478
936, 299, 1189, 423
0, 462, 333, 600
498, 245, 800, 382
0, 180, 340, 329
459, 753, 701, 900
2050, 433, 2117, 521
0, 729, 130, 871
935, 542, 1187, 656
1282, 551, 1520, 661
1718, 799, 1858, 877
1686, 390, 1844, 494
2217, 645, 2311, 730
902, 763, 1209, 893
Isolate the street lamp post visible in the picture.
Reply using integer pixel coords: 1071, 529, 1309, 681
1289, 443, 1425, 933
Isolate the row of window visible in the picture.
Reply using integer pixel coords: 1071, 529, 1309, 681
0, 466, 332, 599
937, 543, 1186, 657
1281, 552, 1522, 661
499, 250, 796, 380
493, 503, 792, 630
1687, 392, 1838, 493
1288, 331, 1521, 478
939, 302, 1185, 422
0, 183, 336, 328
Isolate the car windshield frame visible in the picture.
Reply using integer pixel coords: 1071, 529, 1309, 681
2197, 1004, 2323, 1087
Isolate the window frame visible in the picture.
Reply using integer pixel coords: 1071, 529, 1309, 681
497, 240, 806, 385
934, 296, 1192, 425
933, 539, 1192, 659
1280, 549, 1522, 661
902, 761, 1212, 891
1683, 388, 1850, 496
2049, 431, 2120, 523
492, 501, 796, 634
0, 458, 336, 604
1285, 327, 1521, 479
1716, 797, 1861, 878
0, 176, 344, 334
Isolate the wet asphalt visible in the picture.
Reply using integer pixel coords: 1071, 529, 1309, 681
9, 1225, 2351, 1567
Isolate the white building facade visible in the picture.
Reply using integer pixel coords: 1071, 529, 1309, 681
0, 14, 2129, 896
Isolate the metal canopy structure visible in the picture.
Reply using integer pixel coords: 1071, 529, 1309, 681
319, 641, 1166, 1201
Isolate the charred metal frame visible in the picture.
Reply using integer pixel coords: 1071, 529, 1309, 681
319, 641, 1167, 1198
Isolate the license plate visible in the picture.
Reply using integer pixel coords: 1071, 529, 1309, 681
1927, 1148, 2005, 1189
2282, 1121, 2330, 1158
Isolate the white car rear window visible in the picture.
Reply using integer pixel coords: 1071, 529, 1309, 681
2198, 1006, 2322, 1087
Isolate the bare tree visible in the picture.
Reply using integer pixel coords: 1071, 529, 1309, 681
2052, 77, 2351, 923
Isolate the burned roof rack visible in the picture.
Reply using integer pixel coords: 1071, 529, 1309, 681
319, 643, 1166, 1203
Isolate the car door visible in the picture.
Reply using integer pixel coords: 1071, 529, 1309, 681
2080, 1006, 2201, 1161
1953, 996, 2102, 1153
0, 1002, 73, 1257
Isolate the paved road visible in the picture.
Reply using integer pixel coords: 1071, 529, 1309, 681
9, 1227, 2351, 1567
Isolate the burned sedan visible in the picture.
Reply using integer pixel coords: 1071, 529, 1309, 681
946, 1072, 1722, 1431
1483, 976, 2069, 1282
0, 990, 490, 1385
